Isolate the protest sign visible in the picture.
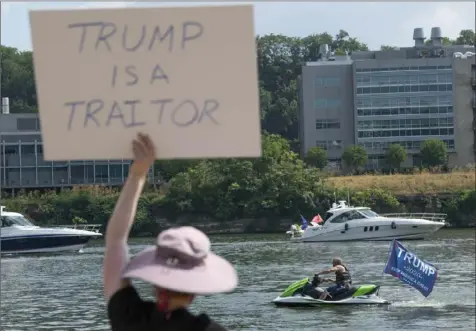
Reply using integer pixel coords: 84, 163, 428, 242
29, 5, 260, 160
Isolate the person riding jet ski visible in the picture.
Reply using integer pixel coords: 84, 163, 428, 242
315, 257, 352, 300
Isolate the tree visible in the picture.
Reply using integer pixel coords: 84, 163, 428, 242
455, 29, 475, 46
165, 133, 325, 220
154, 160, 200, 182
0, 46, 37, 113
385, 144, 407, 171
342, 145, 367, 171
425, 37, 454, 46
304, 146, 328, 169
380, 45, 398, 51
420, 139, 448, 167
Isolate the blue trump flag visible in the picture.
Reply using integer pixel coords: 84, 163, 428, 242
300, 214, 308, 230
384, 240, 438, 297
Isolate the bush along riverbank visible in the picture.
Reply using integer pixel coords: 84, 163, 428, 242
2, 185, 475, 237
2, 135, 475, 236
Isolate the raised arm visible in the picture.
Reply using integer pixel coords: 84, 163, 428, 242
103, 133, 156, 302
316, 266, 341, 275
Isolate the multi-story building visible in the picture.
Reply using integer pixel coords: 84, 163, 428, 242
299, 26, 476, 170
0, 112, 158, 190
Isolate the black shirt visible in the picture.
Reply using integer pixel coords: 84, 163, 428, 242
107, 286, 228, 331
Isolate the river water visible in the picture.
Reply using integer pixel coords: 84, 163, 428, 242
1, 229, 475, 331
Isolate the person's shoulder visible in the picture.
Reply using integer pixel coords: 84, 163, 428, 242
107, 286, 155, 329
196, 314, 229, 331
108, 285, 147, 309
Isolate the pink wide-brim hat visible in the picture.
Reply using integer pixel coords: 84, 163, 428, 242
122, 226, 238, 294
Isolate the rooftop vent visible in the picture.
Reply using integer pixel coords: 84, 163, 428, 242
318, 44, 329, 60
430, 27, 443, 46
413, 28, 425, 46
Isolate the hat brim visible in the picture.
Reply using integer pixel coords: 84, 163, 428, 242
122, 246, 238, 295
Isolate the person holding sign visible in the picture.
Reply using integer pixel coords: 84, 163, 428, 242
103, 133, 238, 331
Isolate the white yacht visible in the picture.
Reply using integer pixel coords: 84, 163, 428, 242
1, 206, 102, 254
287, 201, 446, 242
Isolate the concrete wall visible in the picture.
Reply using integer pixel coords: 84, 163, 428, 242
451, 57, 475, 166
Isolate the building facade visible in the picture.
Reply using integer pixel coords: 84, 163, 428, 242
299, 27, 476, 170
0, 113, 158, 189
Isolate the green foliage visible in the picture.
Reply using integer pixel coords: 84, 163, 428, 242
420, 139, 448, 167
154, 160, 200, 182
442, 190, 476, 227
385, 144, 407, 170
4, 185, 475, 234
0, 46, 37, 113
165, 134, 325, 220
304, 146, 328, 169
380, 45, 398, 51
342, 145, 368, 170
349, 189, 401, 213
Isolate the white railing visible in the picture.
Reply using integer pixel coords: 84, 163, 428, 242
381, 213, 447, 223
49, 224, 102, 233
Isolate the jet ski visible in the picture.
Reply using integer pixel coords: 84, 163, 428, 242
272, 275, 390, 306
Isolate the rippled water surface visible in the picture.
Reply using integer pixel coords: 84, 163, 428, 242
1, 229, 475, 330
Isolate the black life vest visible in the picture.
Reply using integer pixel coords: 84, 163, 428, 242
335, 265, 352, 286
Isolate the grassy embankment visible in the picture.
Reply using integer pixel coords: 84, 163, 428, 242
326, 170, 475, 196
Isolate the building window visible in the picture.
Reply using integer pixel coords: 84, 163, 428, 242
355, 65, 451, 73
316, 140, 342, 150
315, 77, 341, 87
356, 95, 453, 117
359, 139, 455, 151
357, 117, 453, 130
16, 118, 40, 131
357, 128, 454, 138
356, 84, 452, 95
357, 106, 453, 117
0, 134, 42, 143
356, 73, 452, 87
316, 119, 340, 129
314, 98, 341, 109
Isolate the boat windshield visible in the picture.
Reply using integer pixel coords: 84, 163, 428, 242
359, 209, 380, 218
1, 215, 36, 227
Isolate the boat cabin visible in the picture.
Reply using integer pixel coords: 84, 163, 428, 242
0, 208, 36, 228
323, 201, 380, 225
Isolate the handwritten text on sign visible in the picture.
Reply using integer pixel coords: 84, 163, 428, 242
65, 21, 220, 131
30, 6, 260, 160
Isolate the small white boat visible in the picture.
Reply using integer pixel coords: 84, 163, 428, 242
1, 206, 102, 254
287, 201, 446, 242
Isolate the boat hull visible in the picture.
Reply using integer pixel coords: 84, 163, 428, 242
272, 295, 390, 306
291, 222, 444, 242
1, 234, 98, 255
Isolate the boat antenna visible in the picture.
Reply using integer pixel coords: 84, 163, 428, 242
333, 191, 337, 204
347, 189, 350, 206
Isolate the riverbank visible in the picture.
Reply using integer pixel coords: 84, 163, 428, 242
2, 171, 475, 236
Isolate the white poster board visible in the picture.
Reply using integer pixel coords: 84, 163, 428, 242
29, 5, 261, 160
